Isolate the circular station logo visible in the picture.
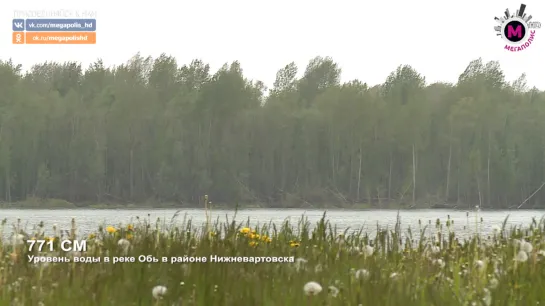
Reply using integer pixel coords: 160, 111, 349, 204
494, 3, 541, 52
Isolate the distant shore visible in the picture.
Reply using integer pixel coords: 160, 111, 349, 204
0, 197, 541, 210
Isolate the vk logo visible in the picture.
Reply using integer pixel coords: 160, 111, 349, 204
12, 19, 25, 31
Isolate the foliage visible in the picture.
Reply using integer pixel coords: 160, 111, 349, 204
0, 56, 544, 208
2, 214, 545, 305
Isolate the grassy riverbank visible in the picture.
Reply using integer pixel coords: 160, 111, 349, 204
1, 212, 545, 305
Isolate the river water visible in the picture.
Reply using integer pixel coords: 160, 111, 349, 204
1, 209, 544, 239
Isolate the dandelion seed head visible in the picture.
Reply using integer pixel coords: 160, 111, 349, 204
363, 245, 374, 256
294, 258, 308, 271
348, 246, 360, 254
521, 241, 533, 253
152, 285, 167, 299
515, 250, 528, 262
118, 238, 130, 247
433, 258, 445, 268
303, 281, 322, 296
355, 269, 370, 280
328, 285, 339, 297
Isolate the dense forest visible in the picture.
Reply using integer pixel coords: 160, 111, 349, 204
0, 55, 544, 209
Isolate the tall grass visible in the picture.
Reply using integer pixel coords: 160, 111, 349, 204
0, 213, 544, 305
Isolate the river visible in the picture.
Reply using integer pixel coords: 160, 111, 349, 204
1, 208, 544, 239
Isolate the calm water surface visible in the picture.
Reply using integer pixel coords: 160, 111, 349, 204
1, 209, 544, 239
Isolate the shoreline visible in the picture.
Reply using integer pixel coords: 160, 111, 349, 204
0, 197, 541, 210
1, 205, 544, 211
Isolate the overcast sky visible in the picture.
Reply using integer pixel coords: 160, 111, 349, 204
2, 0, 544, 90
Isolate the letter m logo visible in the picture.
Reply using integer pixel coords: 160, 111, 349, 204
507, 25, 522, 38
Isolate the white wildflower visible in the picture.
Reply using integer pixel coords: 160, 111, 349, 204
390, 272, 399, 280
475, 260, 485, 271
538, 250, 545, 256
432, 258, 445, 268
521, 240, 533, 253
363, 245, 374, 256
355, 269, 370, 280
348, 246, 361, 255
152, 286, 167, 299
328, 285, 339, 297
514, 250, 528, 262
117, 238, 131, 255
303, 281, 322, 296
314, 264, 323, 273
12, 234, 24, 246
431, 245, 440, 254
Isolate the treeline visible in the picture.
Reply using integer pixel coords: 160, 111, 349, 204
0, 54, 544, 208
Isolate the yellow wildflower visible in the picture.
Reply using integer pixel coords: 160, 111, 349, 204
240, 227, 251, 234
249, 241, 258, 247
209, 231, 216, 238
88, 233, 96, 239
106, 226, 117, 233
290, 241, 300, 248
261, 235, 272, 242
127, 224, 134, 231
126, 233, 133, 240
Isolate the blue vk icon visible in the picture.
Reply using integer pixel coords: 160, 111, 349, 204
12, 19, 25, 31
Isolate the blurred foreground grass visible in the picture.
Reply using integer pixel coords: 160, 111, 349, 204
0, 212, 544, 305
